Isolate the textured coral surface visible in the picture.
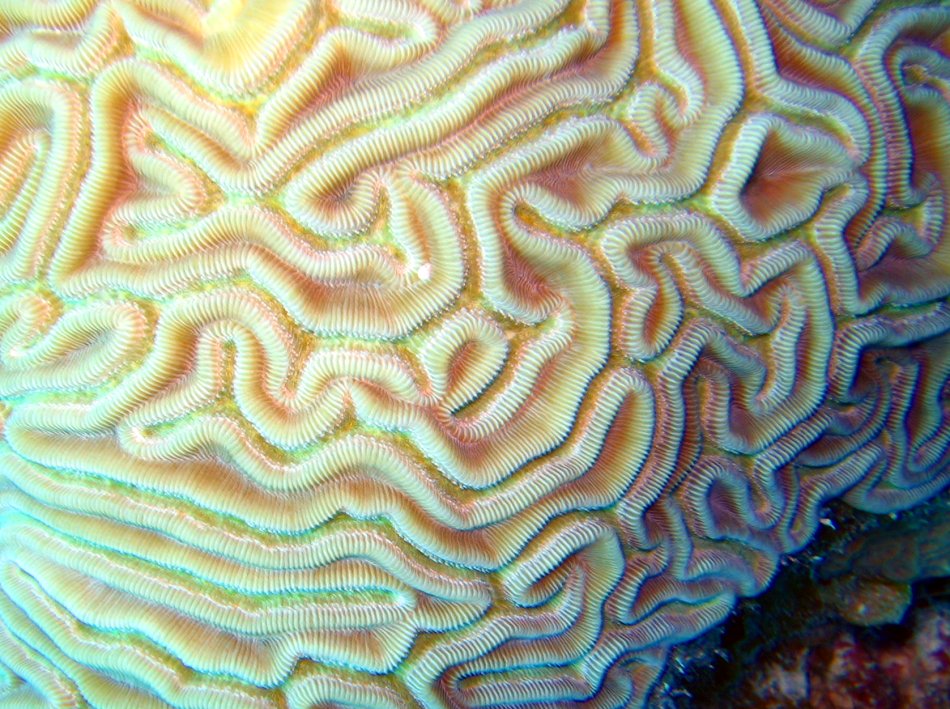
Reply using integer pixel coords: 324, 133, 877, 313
713, 589, 950, 709
658, 494, 950, 706
0, 0, 949, 707
731, 603, 950, 708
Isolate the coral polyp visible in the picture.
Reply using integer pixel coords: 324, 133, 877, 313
0, 0, 948, 707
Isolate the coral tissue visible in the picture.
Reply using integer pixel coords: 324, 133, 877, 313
0, 0, 948, 707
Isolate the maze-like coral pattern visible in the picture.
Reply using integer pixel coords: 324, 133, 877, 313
0, 0, 948, 707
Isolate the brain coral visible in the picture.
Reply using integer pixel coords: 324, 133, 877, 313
0, 0, 948, 707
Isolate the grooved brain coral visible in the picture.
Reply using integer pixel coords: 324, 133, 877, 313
0, 0, 948, 707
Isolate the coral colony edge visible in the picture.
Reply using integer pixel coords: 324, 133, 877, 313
0, 0, 947, 707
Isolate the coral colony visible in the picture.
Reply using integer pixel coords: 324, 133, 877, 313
0, 0, 948, 707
